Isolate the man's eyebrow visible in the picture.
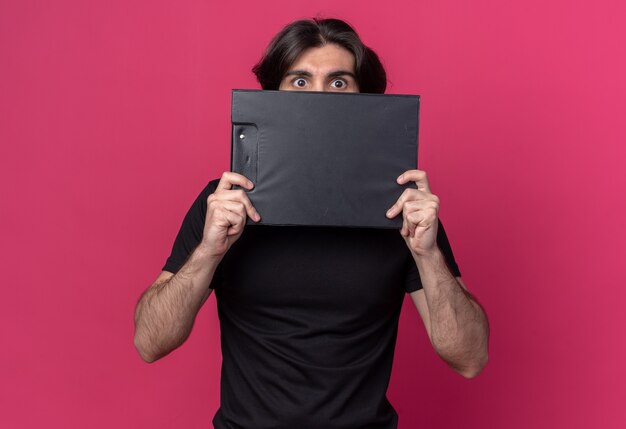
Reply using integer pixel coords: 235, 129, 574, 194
284, 70, 313, 77
283, 70, 356, 79
327, 70, 356, 79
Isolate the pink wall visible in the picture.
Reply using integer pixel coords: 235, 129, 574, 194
1, 0, 625, 427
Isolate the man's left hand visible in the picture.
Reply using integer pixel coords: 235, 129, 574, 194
386, 169, 440, 257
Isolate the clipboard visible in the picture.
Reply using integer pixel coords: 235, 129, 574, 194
231, 89, 419, 228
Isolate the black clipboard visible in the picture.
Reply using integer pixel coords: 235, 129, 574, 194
231, 89, 419, 228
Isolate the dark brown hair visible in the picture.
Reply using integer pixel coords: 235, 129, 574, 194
252, 18, 387, 94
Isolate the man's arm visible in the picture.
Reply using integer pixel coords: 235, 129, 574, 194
387, 170, 489, 378
410, 269, 489, 378
133, 172, 260, 363
133, 248, 218, 363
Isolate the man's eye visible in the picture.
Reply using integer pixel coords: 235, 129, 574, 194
331, 79, 346, 89
294, 78, 307, 87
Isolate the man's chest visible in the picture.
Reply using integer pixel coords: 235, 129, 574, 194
216, 227, 409, 324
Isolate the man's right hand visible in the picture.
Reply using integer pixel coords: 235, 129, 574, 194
199, 172, 260, 259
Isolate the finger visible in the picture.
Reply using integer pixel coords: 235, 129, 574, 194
401, 217, 409, 237
397, 169, 431, 193
223, 200, 261, 223
401, 205, 420, 237
402, 208, 413, 237
408, 204, 440, 236
403, 199, 439, 215
386, 189, 429, 218
406, 211, 426, 237
209, 202, 243, 227
222, 210, 245, 236
219, 195, 258, 222
211, 189, 261, 222
219, 200, 248, 220
216, 171, 255, 191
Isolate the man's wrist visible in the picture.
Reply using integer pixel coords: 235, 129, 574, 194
411, 246, 457, 282
411, 246, 444, 266
195, 242, 224, 265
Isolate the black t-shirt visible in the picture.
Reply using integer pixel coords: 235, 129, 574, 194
163, 179, 461, 429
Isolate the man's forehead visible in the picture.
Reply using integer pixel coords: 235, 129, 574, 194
287, 44, 356, 73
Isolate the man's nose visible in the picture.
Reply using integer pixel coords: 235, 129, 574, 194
311, 79, 325, 92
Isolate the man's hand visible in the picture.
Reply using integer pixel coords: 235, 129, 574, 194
133, 172, 259, 363
385, 169, 440, 256
200, 172, 260, 259
386, 169, 489, 377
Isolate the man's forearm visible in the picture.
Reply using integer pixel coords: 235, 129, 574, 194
414, 249, 489, 377
133, 245, 219, 362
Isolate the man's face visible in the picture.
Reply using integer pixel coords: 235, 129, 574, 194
278, 43, 359, 93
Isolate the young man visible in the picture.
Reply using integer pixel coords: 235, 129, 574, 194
134, 18, 489, 429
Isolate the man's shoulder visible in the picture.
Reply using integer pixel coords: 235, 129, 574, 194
198, 178, 221, 198
207, 178, 221, 191
185, 178, 221, 210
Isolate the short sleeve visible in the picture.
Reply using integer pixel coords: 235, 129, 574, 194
162, 179, 223, 289
404, 219, 462, 293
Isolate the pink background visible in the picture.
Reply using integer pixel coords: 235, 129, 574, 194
1, 0, 625, 428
